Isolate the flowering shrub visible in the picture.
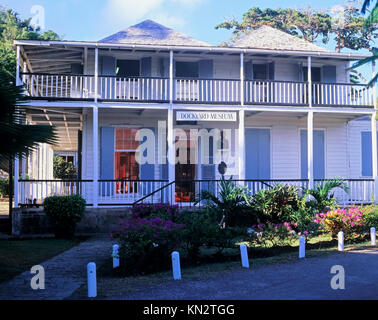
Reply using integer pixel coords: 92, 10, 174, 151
314, 206, 372, 240
246, 222, 298, 247
130, 203, 179, 221
111, 217, 184, 274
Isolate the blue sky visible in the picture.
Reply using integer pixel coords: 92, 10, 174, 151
4, 0, 374, 77
4, 0, 367, 46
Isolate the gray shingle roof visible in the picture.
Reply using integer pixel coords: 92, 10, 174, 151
100, 20, 211, 47
230, 26, 328, 52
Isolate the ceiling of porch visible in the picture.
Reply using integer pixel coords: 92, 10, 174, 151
26, 107, 83, 151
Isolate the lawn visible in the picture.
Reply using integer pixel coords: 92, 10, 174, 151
0, 238, 85, 283
68, 235, 372, 299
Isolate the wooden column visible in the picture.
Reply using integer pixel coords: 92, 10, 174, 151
372, 61, 378, 203
92, 106, 98, 207
307, 56, 314, 189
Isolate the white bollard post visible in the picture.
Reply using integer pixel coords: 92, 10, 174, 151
171, 251, 181, 280
87, 262, 97, 298
299, 236, 305, 258
338, 231, 344, 251
112, 244, 119, 268
371, 227, 376, 246
240, 244, 249, 268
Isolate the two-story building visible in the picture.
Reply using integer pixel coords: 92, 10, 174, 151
13, 20, 378, 207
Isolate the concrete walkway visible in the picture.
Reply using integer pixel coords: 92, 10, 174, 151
109, 248, 378, 300
0, 235, 112, 300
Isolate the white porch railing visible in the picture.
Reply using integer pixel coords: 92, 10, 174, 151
312, 83, 373, 107
22, 73, 96, 99
175, 78, 241, 103
16, 179, 375, 207
18, 180, 93, 205
97, 180, 169, 205
21, 73, 374, 107
244, 80, 309, 105
98, 77, 169, 101
314, 179, 374, 205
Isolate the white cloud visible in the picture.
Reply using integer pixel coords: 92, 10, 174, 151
103, 0, 204, 30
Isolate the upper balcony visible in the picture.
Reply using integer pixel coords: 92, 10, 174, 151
20, 72, 374, 107
15, 21, 375, 109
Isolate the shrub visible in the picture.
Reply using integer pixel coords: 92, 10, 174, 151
314, 207, 368, 240
0, 178, 9, 198
176, 209, 245, 259
250, 184, 301, 223
363, 205, 378, 230
304, 178, 349, 213
43, 194, 86, 238
53, 156, 77, 179
246, 222, 297, 247
199, 175, 247, 226
111, 217, 184, 274
130, 203, 179, 221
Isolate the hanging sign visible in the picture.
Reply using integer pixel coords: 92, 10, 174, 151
176, 111, 237, 122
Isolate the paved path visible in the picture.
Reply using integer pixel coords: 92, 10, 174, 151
109, 248, 378, 300
0, 236, 112, 300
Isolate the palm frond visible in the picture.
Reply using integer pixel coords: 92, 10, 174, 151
349, 53, 378, 70
362, 0, 375, 14
364, 2, 378, 27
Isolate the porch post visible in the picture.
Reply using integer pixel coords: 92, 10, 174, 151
14, 45, 21, 207
307, 56, 314, 189
371, 61, 378, 203
240, 52, 244, 106
167, 107, 175, 203
238, 110, 245, 181
169, 50, 173, 104
92, 106, 99, 207
94, 48, 98, 103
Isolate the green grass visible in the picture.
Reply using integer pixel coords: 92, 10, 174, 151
0, 238, 85, 283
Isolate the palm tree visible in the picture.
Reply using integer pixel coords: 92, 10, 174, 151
350, 0, 378, 85
304, 178, 349, 212
0, 70, 57, 171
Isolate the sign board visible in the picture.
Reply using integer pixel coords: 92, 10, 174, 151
176, 111, 237, 122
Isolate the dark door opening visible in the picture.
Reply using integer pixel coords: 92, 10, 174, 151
116, 60, 140, 77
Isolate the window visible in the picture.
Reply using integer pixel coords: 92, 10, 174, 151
175, 61, 199, 78
253, 64, 268, 80
114, 129, 140, 193
116, 60, 140, 77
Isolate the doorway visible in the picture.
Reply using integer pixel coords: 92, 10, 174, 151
175, 130, 196, 202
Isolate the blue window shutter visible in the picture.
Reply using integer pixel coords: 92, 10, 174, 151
245, 129, 270, 179
301, 130, 325, 179
268, 62, 275, 80
201, 134, 215, 193
322, 66, 336, 83
199, 60, 213, 102
141, 57, 152, 77
362, 131, 373, 176
244, 61, 253, 80
301, 130, 308, 179
199, 60, 213, 78
140, 128, 155, 195
314, 131, 325, 179
101, 56, 115, 76
322, 66, 336, 104
100, 127, 114, 196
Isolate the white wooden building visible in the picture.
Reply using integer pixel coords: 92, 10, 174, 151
13, 20, 378, 207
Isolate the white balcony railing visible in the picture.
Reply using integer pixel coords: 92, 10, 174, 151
21, 73, 374, 107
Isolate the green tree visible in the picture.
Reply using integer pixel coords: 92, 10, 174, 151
216, 5, 376, 53
0, 7, 60, 76
350, 0, 378, 85
53, 156, 77, 179
0, 70, 57, 171
216, 7, 332, 44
